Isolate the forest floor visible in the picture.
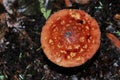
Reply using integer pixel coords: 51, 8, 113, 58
0, 0, 120, 80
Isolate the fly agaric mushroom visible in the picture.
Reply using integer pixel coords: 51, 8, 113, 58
41, 9, 101, 67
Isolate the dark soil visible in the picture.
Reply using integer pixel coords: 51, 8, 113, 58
0, 0, 120, 80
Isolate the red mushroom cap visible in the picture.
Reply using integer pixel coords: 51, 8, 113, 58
41, 9, 101, 67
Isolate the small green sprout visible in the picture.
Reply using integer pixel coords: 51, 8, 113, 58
39, 0, 51, 20
19, 52, 23, 60
0, 75, 7, 80
18, 74, 24, 80
0, 75, 5, 80
36, 46, 42, 51
115, 31, 120, 36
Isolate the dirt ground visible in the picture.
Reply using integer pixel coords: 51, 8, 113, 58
0, 0, 120, 80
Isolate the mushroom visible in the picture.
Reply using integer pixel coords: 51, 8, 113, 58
41, 9, 101, 67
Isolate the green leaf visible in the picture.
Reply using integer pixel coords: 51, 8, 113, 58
19, 52, 23, 59
115, 31, 120, 36
39, 0, 51, 19
41, 8, 46, 13
36, 46, 42, 51
44, 10, 51, 19
0, 75, 5, 80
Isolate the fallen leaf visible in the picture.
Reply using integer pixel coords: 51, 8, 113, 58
65, 0, 72, 7
0, 0, 2, 4
0, 13, 6, 23
0, 13, 7, 40
106, 33, 120, 49
113, 14, 120, 21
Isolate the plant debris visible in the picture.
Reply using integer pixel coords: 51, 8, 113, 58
106, 33, 120, 49
113, 14, 120, 21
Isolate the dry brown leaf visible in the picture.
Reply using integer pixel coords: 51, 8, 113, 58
0, 0, 2, 4
106, 33, 120, 49
113, 14, 120, 21
65, 0, 72, 7
0, 13, 6, 23
0, 13, 7, 40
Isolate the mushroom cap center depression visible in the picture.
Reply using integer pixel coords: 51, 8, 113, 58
64, 29, 78, 43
